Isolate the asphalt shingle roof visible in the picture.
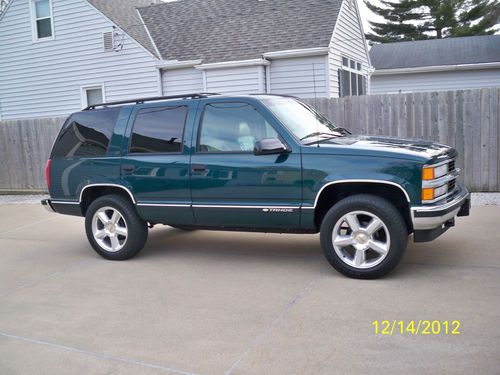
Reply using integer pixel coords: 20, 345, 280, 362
138, 0, 342, 63
370, 35, 500, 70
88, 0, 159, 57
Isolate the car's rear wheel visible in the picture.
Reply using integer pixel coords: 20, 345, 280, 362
320, 194, 408, 279
85, 194, 148, 260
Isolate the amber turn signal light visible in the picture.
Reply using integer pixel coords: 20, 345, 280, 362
422, 167, 434, 180
422, 188, 434, 201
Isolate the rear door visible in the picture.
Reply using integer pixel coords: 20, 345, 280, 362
121, 100, 197, 225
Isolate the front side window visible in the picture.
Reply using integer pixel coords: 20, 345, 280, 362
198, 103, 278, 153
130, 106, 187, 154
31, 0, 53, 40
51, 108, 120, 158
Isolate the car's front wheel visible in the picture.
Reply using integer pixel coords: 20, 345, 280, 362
320, 194, 408, 279
85, 194, 148, 260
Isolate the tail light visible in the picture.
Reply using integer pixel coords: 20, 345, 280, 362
45, 159, 51, 189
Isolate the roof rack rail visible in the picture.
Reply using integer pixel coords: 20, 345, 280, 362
84, 93, 220, 110
248, 93, 299, 99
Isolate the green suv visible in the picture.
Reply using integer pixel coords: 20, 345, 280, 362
42, 93, 470, 279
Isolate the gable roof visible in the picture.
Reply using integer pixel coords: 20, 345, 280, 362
370, 35, 500, 70
138, 0, 343, 63
87, 0, 159, 58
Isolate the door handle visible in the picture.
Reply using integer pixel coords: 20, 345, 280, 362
191, 164, 207, 174
121, 164, 135, 173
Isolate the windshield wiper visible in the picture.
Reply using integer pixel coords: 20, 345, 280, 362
304, 135, 342, 145
336, 127, 352, 135
299, 132, 339, 141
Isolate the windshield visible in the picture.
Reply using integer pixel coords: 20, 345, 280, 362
263, 97, 341, 141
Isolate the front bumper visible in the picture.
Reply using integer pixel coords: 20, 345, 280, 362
411, 183, 470, 242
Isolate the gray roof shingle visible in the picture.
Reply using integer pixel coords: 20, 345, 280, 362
88, 0, 159, 57
138, 0, 342, 63
370, 35, 500, 70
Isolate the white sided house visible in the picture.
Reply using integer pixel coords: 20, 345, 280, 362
0, 0, 371, 120
370, 36, 500, 94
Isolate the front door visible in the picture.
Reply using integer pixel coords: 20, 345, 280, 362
121, 101, 196, 225
190, 101, 302, 229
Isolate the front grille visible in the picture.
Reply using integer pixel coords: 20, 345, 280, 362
448, 179, 456, 193
448, 160, 455, 173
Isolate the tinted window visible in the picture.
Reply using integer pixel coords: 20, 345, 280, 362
130, 106, 187, 154
198, 103, 278, 152
51, 108, 120, 158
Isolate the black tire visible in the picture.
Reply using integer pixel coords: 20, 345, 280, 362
85, 194, 148, 260
320, 194, 408, 279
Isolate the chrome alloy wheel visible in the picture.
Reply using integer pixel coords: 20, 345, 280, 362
91, 206, 128, 252
331, 211, 390, 269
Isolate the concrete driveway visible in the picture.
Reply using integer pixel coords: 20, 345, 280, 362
0, 203, 499, 375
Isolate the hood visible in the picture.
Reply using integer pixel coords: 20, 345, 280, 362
306, 135, 456, 162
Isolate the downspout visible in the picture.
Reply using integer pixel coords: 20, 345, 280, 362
157, 69, 163, 96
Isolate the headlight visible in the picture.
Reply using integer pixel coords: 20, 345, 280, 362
422, 164, 448, 180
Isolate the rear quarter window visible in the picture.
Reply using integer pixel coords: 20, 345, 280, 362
129, 106, 187, 154
51, 108, 121, 158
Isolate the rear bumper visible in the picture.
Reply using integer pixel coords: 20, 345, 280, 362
41, 198, 82, 216
41, 198, 56, 213
411, 183, 470, 242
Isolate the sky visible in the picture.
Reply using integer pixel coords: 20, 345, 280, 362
357, 0, 374, 33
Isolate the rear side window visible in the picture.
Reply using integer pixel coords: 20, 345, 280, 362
51, 108, 120, 158
129, 106, 187, 154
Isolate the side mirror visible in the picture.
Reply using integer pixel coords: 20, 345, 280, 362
254, 138, 289, 156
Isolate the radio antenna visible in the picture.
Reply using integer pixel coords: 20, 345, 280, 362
312, 62, 320, 147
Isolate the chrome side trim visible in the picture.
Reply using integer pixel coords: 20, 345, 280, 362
51, 200, 80, 205
79, 184, 136, 204
137, 203, 191, 207
312, 179, 411, 207
193, 205, 301, 209
137, 203, 302, 209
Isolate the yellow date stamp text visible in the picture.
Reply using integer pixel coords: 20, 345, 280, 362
372, 320, 461, 335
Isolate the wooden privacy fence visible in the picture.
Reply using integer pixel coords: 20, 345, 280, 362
0, 88, 498, 191
304, 88, 500, 192
0, 117, 65, 191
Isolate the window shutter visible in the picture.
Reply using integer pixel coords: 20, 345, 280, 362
102, 32, 114, 52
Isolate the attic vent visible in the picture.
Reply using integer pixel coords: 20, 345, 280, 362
103, 32, 114, 52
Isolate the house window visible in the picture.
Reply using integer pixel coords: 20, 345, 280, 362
339, 57, 366, 97
81, 85, 105, 108
30, 0, 54, 41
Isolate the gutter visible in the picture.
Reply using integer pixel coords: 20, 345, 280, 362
373, 61, 500, 75
157, 60, 203, 70
194, 58, 270, 70
263, 47, 329, 59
